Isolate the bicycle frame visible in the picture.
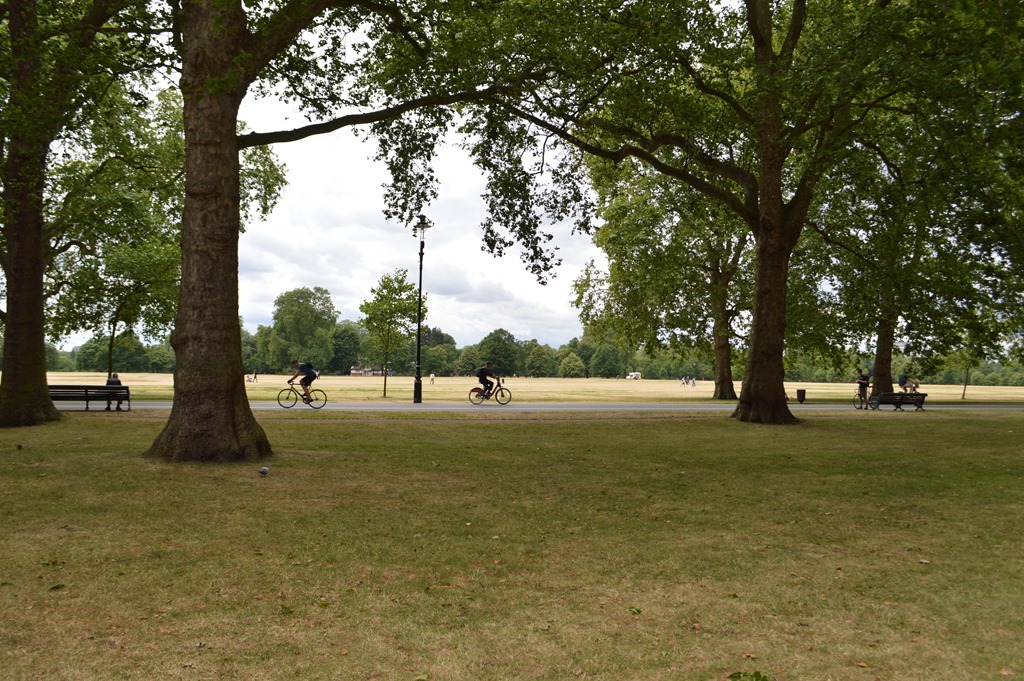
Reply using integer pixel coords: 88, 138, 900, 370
469, 377, 511, 405
278, 382, 327, 409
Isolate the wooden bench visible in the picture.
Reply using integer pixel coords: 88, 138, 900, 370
870, 392, 926, 411
48, 385, 131, 411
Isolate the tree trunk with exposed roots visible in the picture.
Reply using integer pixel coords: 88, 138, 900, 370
146, 0, 270, 462
732, 237, 797, 424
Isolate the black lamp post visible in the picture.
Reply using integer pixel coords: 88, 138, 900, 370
413, 214, 431, 404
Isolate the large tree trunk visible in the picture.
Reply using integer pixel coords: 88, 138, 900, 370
731, 4, 803, 424
0, 1, 61, 427
146, 0, 270, 462
710, 283, 737, 400
0, 144, 62, 427
871, 315, 897, 395
732, 237, 796, 423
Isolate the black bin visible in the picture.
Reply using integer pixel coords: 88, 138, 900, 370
796, 389, 806, 403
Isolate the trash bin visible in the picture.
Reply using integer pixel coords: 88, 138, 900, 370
796, 389, 806, 403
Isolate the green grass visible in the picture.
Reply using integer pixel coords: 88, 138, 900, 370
2, 410, 1023, 680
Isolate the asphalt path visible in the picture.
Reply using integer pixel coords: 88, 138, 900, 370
67, 400, 1024, 413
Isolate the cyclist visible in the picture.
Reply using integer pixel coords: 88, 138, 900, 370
476, 361, 499, 397
288, 360, 319, 403
856, 368, 870, 408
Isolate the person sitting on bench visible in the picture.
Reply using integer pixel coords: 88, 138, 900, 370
105, 373, 124, 411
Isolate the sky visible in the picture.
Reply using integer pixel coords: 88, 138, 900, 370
234, 97, 604, 350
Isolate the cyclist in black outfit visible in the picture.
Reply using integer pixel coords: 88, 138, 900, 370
288, 360, 319, 403
476, 362, 498, 397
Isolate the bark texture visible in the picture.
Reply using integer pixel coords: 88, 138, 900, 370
732, 237, 797, 424
872, 315, 897, 395
1, 141, 62, 426
0, 0, 63, 427
146, 0, 270, 461
710, 281, 738, 400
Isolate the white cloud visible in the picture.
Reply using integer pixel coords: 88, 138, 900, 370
237, 98, 604, 348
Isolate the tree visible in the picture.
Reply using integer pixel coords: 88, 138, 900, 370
575, 158, 754, 399
558, 353, 585, 378
43, 87, 284, 377
45, 343, 74, 372
425, 0, 1015, 423
1, 0, 165, 426
326, 321, 364, 376
810, 106, 1023, 395
359, 270, 421, 397
421, 325, 455, 348
524, 343, 557, 377
262, 287, 340, 371
74, 333, 149, 373
454, 346, 481, 376
477, 329, 521, 376
147, 0, 527, 460
423, 344, 457, 377
589, 343, 622, 379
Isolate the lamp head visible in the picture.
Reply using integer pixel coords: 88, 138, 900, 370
415, 214, 431, 236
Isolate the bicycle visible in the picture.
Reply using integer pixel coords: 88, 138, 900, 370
469, 376, 512, 405
278, 381, 327, 409
853, 388, 868, 410
854, 385, 878, 410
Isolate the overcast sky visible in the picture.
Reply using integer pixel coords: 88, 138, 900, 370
235, 97, 604, 349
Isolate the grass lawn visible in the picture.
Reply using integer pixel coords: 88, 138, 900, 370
2, 410, 1022, 680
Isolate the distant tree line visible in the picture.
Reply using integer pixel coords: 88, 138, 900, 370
24, 280, 1024, 386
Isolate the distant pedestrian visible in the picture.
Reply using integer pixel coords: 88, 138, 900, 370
429, 373, 435, 384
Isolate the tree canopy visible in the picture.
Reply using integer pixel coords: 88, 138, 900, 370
359, 269, 422, 397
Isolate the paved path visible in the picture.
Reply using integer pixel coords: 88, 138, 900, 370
88, 400, 1024, 413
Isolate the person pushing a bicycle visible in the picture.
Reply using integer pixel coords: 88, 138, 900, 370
856, 368, 870, 402
476, 361, 499, 397
288, 360, 319, 403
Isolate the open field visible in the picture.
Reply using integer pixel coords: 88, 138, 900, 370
40, 372, 1024, 405
2, 411, 1023, 680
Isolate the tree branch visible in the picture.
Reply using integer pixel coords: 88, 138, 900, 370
499, 102, 756, 224
237, 84, 508, 149
674, 57, 755, 124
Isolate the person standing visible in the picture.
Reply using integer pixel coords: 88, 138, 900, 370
856, 369, 870, 408
105, 372, 124, 411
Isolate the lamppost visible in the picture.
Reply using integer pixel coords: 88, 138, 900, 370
413, 214, 431, 404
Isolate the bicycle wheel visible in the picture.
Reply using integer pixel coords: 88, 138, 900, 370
277, 388, 298, 408
468, 387, 485, 405
494, 387, 512, 405
853, 393, 864, 410
307, 389, 327, 409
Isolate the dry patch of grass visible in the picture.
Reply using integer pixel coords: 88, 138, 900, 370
43, 372, 1024, 404
1, 412, 1022, 680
